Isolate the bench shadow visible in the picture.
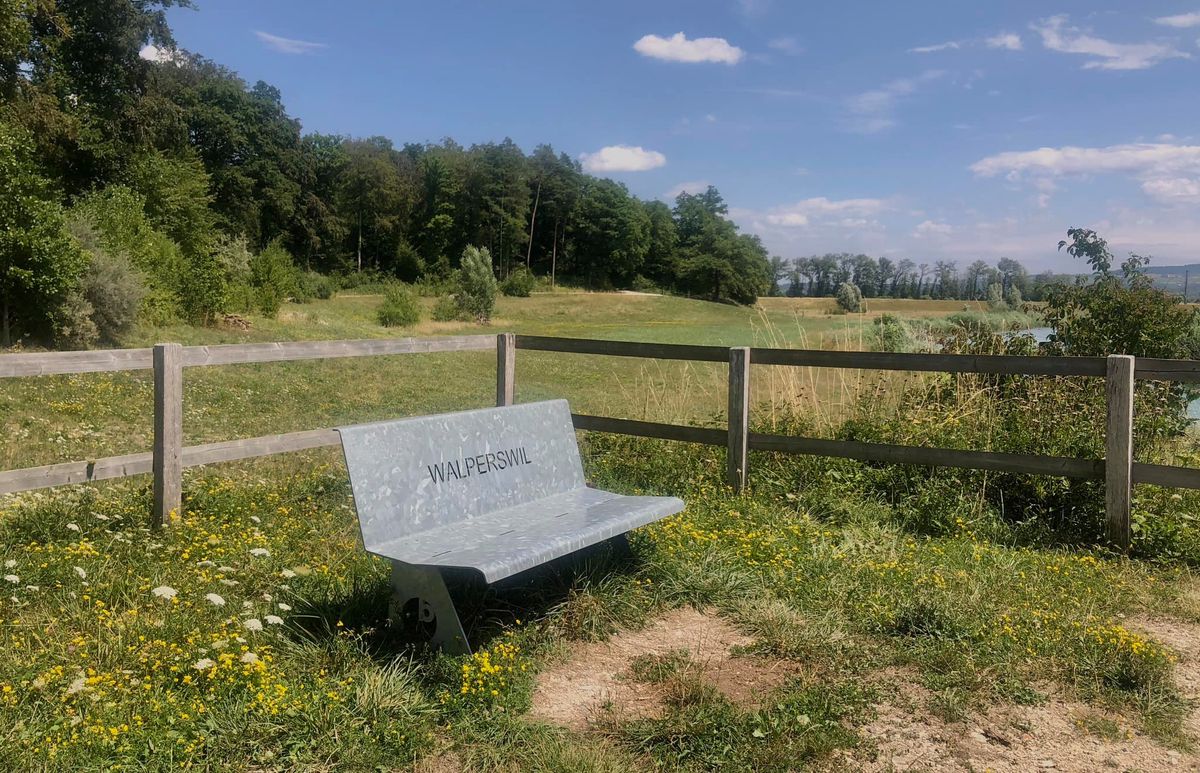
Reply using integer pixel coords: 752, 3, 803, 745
284, 535, 640, 658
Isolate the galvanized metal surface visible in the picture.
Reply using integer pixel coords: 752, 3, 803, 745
338, 399, 684, 583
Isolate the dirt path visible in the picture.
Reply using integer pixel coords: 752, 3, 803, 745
527, 607, 1199, 770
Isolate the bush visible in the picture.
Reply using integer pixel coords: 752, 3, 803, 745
81, 250, 144, 344
431, 295, 462, 322
986, 282, 1008, 311
500, 267, 536, 297
835, 282, 864, 313
377, 285, 421, 328
180, 251, 228, 325
314, 275, 336, 300
631, 275, 664, 294
293, 271, 335, 303
51, 291, 98, 350
873, 314, 910, 352
454, 246, 498, 323
249, 240, 297, 318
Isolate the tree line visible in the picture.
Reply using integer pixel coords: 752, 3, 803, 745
0, 0, 776, 348
777, 254, 1080, 303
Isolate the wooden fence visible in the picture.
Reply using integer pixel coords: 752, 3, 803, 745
3, 333, 1200, 549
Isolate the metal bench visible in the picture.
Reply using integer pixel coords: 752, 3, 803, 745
337, 399, 684, 653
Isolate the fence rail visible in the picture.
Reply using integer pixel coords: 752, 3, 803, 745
2, 332, 1199, 549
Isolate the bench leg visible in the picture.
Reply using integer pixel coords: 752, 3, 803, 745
390, 562, 471, 655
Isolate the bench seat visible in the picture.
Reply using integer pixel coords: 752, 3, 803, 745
368, 486, 683, 582
338, 399, 685, 652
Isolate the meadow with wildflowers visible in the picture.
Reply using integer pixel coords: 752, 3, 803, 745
2, 292, 1199, 769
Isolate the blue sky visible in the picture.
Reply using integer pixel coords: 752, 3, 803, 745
158, 1, 1200, 271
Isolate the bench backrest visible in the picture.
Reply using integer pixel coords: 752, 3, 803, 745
338, 400, 585, 553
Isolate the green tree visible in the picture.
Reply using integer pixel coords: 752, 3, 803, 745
455, 245, 498, 323
836, 281, 864, 313
0, 122, 87, 345
1044, 228, 1195, 358
674, 187, 770, 304
125, 150, 216, 258
567, 178, 650, 288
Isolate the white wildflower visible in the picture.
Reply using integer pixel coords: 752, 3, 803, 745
277, 603, 292, 612
250, 516, 261, 524
205, 593, 225, 606
219, 579, 239, 587
242, 618, 263, 632
66, 523, 81, 532
264, 615, 284, 626
151, 585, 178, 600
25, 585, 39, 592
240, 652, 260, 664
4, 575, 18, 584
66, 677, 87, 695
212, 639, 229, 650
249, 547, 270, 557
242, 600, 253, 609
280, 569, 296, 578
196, 560, 215, 568
3, 559, 15, 569
192, 658, 215, 670
217, 566, 236, 574
73, 566, 86, 579
262, 593, 273, 602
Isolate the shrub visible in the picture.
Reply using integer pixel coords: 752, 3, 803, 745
314, 275, 336, 300
1045, 228, 1195, 359
51, 291, 98, 350
986, 282, 1008, 311
873, 314, 910, 352
180, 251, 228, 325
249, 240, 297, 318
500, 267, 536, 297
631, 275, 664, 294
431, 295, 462, 322
293, 271, 334, 303
81, 249, 144, 344
455, 246, 498, 323
835, 282, 864, 313
377, 285, 421, 328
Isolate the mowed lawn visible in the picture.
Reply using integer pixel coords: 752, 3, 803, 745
1, 291, 941, 471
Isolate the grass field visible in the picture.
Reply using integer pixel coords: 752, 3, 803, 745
1, 291, 1007, 472
3, 291, 1197, 771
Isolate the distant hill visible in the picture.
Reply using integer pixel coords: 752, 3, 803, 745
1146, 264, 1200, 276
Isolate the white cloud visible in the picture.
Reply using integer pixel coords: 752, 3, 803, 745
633, 32, 744, 64
665, 181, 711, 199
1031, 15, 1188, 70
971, 142, 1200, 205
762, 197, 891, 227
1155, 11, 1200, 28
767, 37, 803, 55
254, 31, 327, 55
139, 44, 184, 64
909, 41, 960, 54
580, 145, 667, 173
985, 32, 1023, 51
844, 70, 944, 133
1141, 177, 1200, 204
913, 220, 953, 237
737, 0, 771, 18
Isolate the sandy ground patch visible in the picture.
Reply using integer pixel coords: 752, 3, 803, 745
527, 607, 792, 731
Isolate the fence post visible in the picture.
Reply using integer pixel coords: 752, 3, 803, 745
727, 347, 750, 492
496, 333, 515, 407
1105, 354, 1134, 550
152, 343, 183, 527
